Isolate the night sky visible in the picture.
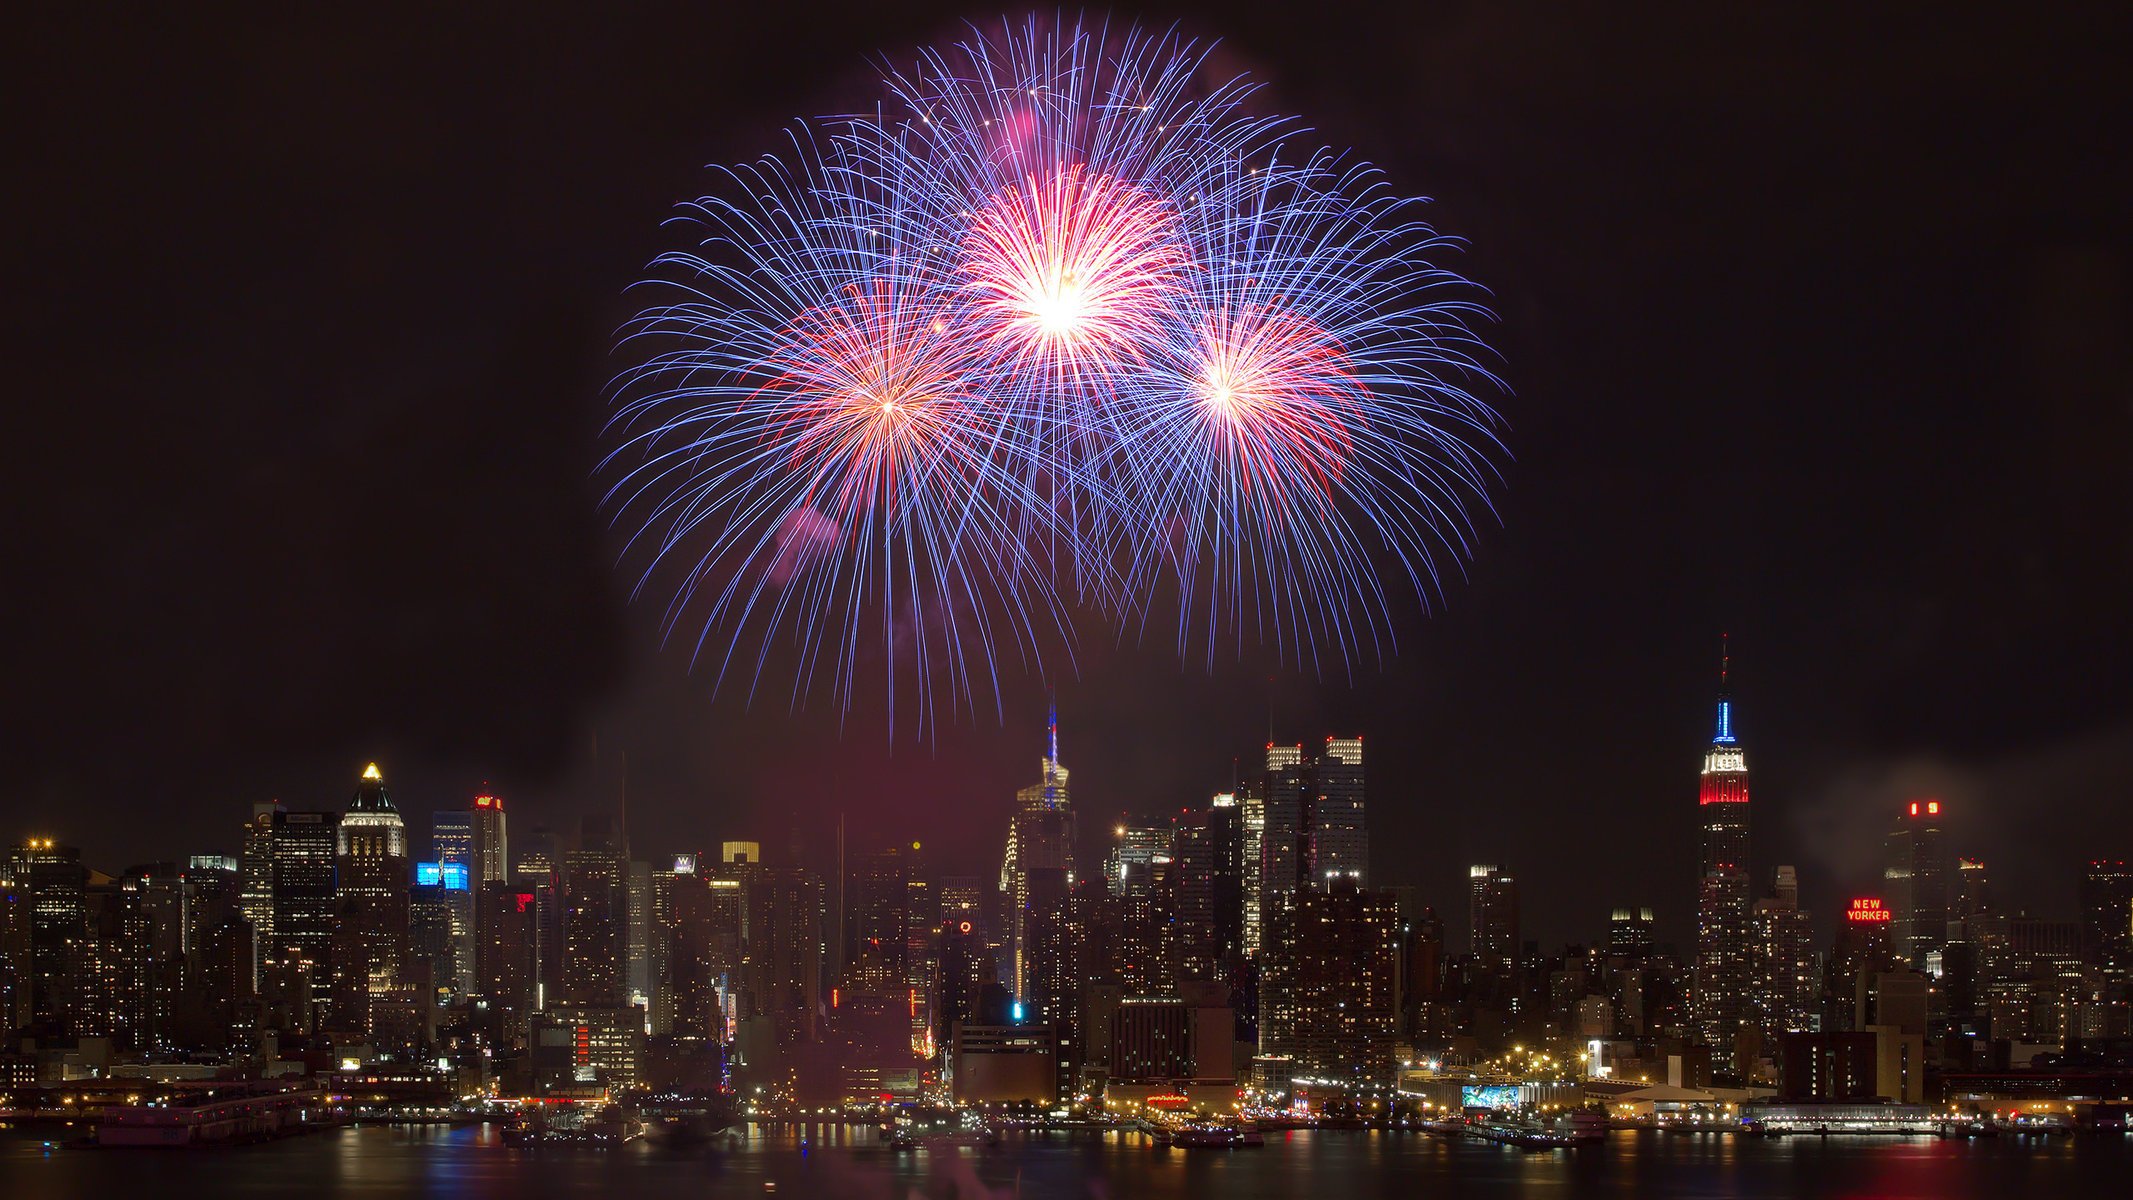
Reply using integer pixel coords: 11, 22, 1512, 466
11, 2, 2130, 950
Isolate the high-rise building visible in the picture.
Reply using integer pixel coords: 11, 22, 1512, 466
562, 817, 628, 1006
1256, 738, 1369, 933
845, 845, 910, 997
2080, 860, 2133, 977
1312, 738, 1367, 884
477, 881, 539, 1046
1884, 800, 1949, 971
1258, 877, 1400, 1084
331, 763, 412, 1037
1608, 906, 1657, 956
1239, 785, 1265, 956
1001, 704, 1072, 999
737, 862, 823, 1043
656, 857, 740, 1043
469, 791, 509, 884
513, 824, 563, 1005
6, 838, 87, 1032
1105, 821, 1170, 896
1751, 865, 1819, 1041
1693, 647, 1754, 1070
1468, 865, 1519, 976
238, 801, 279, 986
269, 808, 339, 1020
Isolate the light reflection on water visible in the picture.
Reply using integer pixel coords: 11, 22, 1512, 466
4, 1125, 2127, 1199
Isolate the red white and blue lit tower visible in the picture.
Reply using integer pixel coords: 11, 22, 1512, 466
1693, 640, 1754, 1071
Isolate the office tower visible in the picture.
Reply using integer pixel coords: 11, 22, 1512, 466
658, 858, 741, 1043
1823, 898, 1898, 1031
239, 801, 279, 985
1751, 866, 1819, 1041
430, 812, 481, 997
2081, 861, 2133, 976
738, 863, 823, 1042
932, 916, 987, 1058
513, 825, 563, 1009
270, 807, 338, 1019
1468, 865, 1519, 976
331, 762, 411, 1037
469, 791, 509, 883
1001, 704, 1072, 999
6, 839, 87, 1032
903, 847, 936, 1053
1609, 906, 1657, 956
409, 865, 461, 1005
1402, 905, 1445, 1036
1239, 785, 1265, 955
1693, 646, 1754, 1070
477, 881, 539, 1046
1105, 821, 1170, 896
1257, 737, 1370, 928
627, 859, 654, 1010
1258, 877, 1400, 1084
77, 878, 157, 1049
1312, 737, 1367, 884
562, 817, 628, 1005
844, 845, 910, 997
1884, 800, 1949, 970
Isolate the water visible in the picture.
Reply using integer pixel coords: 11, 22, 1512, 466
5, 1123, 2129, 1198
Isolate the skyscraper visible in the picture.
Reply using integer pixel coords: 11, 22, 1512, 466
1693, 646, 1754, 1070
331, 762, 411, 1036
1884, 800, 1949, 970
1256, 737, 1369, 931
1468, 865, 1519, 976
1312, 737, 1367, 884
1751, 865, 1818, 1041
1001, 704, 1072, 999
6, 838, 87, 1031
563, 817, 628, 1006
238, 800, 279, 986
845, 845, 910, 997
270, 807, 339, 1019
469, 791, 509, 884
2080, 860, 2133, 977
1258, 877, 1400, 1084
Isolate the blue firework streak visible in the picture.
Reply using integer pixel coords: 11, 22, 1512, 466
1102, 147, 1504, 672
603, 125, 1077, 730
604, 15, 1505, 731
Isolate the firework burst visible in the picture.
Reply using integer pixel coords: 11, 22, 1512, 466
605, 16, 1505, 731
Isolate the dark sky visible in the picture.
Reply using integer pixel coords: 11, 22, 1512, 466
10, 2, 2130, 950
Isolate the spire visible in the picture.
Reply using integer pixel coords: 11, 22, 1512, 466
1713, 633, 1736, 744
1046, 694, 1059, 770
350, 761, 395, 812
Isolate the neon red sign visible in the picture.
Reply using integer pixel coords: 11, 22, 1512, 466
1846, 898, 1890, 923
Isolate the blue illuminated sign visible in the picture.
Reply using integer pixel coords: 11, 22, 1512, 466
416, 862, 442, 887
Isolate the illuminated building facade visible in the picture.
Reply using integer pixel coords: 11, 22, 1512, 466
1693, 649, 1754, 1071
1259, 876, 1399, 1084
562, 818, 628, 1006
1884, 799, 1949, 970
1468, 865, 1519, 977
331, 763, 411, 1038
1750, 865, 1819, 1041
1001, 704, 1072, 999
2080, 860, 2133, 977
238, 800, 279, 987
269, 808, 338, 1019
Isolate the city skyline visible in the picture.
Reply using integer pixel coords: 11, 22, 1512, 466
11, 2, 2130, 980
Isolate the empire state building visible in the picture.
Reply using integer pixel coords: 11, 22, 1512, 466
1692, 644, 1753, 1071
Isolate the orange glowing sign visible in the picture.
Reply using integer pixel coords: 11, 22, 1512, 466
1847, 898, 1891, 923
